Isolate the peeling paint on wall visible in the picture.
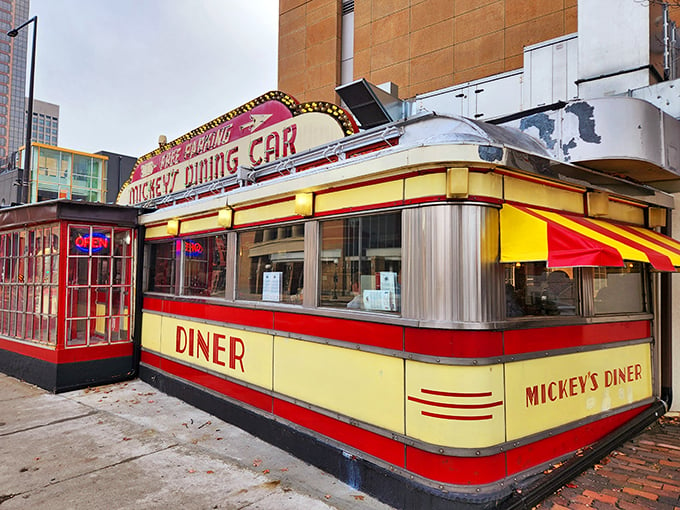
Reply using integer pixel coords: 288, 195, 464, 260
519, 113, 557, 150
478, 145, 504, 162
565, 102, 602, 144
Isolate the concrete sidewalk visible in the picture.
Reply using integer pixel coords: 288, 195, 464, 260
0, 374, 391, 510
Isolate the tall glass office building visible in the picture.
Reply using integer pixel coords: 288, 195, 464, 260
0, 0, 29, 160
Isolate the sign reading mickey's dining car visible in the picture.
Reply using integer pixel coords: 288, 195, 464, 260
117, 92, 356, 206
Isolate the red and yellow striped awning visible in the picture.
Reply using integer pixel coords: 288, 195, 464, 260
500, 204, 680, 271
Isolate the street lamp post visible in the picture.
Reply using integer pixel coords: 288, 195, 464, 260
7, 15, 37, 204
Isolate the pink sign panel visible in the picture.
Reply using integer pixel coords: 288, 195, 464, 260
118, 91, 356, 205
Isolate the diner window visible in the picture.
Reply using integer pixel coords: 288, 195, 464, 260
594, 262, 646, 314
319, 213, 401, 312
236, 224, 305, 304
66, 225, 134, 347
0, 225, 59, 345
181, 235, 228, 297
504, 262, 577, 317
148, 241, 177, 294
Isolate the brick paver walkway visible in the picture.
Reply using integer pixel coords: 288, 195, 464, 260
536, 415, 680, 509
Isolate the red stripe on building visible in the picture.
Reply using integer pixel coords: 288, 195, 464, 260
273, 398, 405, 467
503, 320, 650, 355
406, 447, 506, 485
274, 312, 403, 351
404, 328, 503, 358
143, 298, 274, 330
506, 404, 650, 475
58, 342, 133, 363
0, 337, 58, 362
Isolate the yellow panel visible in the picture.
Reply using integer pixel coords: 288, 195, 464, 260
141, 312, 163, 353
404, 173, 446, 200
181, 214, 219, 234
406, 361, 506, 448
607, 201, 645, 225
469, 172, 503, 199
158, 316, 273, 389
315, 180, 404, 214
274, 337, 404, 432
145, 225, 168, 239
95, 304, 106, 335
504, 176, 584, 214
234, 200, 295, 226
505, 343, 652, 440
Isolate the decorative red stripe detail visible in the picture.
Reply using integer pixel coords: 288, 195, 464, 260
141, 350, 272, 412
404, 328, 503, 357
274, 312, 403, 351
406, 447, 507, 485
506, 404, 650, 475
421, 389, 492, 397
273, 398, 404, 467
421, 411, 493, 420
503, 320, 650, 355
409, 396, 503, 410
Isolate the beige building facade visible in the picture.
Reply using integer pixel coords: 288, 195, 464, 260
279, 0, 580, 103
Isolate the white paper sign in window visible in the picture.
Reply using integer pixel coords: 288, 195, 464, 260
262, 271, 282, 302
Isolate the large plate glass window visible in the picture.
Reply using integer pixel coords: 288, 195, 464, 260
593, 262, 646, 314
236, 224, 305, 304
148, 241, 177, 294
181, 235, 228, 297
319, 212, 401, 313
504, 262, 578, 317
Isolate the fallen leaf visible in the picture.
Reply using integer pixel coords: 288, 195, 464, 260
324, 494, 331, 500
263, 469, 270, 474
565, 483, 577, 488
353, 495, 365, 501
206, 470, 214, 474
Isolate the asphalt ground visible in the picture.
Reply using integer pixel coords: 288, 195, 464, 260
0, 373, 391, 510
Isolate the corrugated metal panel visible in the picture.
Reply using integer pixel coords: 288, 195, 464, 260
402, 204, 502, 323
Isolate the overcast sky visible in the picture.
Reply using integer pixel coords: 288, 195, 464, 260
27, 0, 279, 158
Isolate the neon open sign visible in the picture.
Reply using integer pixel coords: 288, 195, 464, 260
175, 239, 204, 258
74, 232, 110, 253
